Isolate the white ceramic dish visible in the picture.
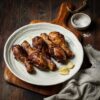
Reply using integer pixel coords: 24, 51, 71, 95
4, 23, 84, 86
71, 13, 91, 30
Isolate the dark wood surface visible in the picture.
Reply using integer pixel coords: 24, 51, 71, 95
0, 0, 100, 100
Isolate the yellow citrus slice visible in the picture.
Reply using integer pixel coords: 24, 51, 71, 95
58, 61, 75, 75
59, 67, 69, 75
66, 61, 75, 69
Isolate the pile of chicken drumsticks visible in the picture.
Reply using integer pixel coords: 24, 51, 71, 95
12, 31, 74, 74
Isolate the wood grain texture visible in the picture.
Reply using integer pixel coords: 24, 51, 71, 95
4, 68, 63, 96
0, 0, 100, 100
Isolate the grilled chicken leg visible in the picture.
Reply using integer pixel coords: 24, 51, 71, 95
21, 40, 48, 71
40, 33, 67, 63
12, 45, 34, 73
32, 36, 57, 71
49, 31, 74, 58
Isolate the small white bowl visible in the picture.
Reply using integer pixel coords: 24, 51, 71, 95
71, 13, 91, 30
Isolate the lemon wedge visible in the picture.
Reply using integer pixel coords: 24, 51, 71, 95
59, 67, 69, 75
66, 61, 75, 69
59, 61, 75, 75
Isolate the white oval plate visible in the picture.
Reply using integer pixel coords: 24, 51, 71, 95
4, 23, 84, 86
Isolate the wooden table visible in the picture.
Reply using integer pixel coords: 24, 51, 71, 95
0, 0, 100, 100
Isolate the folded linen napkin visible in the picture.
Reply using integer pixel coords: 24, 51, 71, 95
44, 45, 100, 100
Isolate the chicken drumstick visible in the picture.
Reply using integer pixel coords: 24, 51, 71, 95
21, 40, 48, 71
40, 33, 67, 63
12, 45, 34, 73
32, 36, 57, 71
49, 31, 74, 58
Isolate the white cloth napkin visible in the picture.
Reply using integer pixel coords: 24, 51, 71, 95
44, 45, 100, 100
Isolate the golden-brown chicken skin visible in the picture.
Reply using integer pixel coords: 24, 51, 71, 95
12, 45, 34, 73
40, 33, 67, 63
49, 31, 74, 58
32, 36, 57, 71
21, 40, 49, 71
